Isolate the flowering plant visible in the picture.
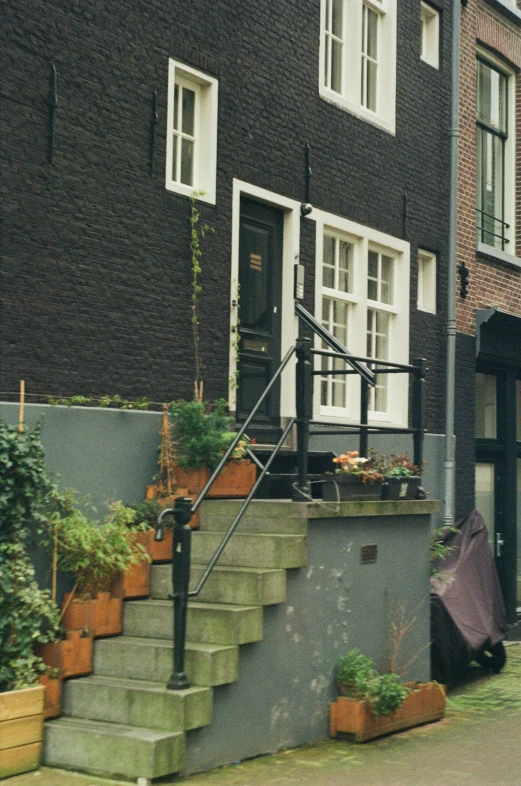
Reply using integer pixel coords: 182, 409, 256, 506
385, 453, 420, 478
332, 450, 385, 485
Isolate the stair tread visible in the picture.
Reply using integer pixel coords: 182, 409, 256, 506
97, 635, 236, 653
126, 598, 262, 612
72, 675, 209, 696
46, 716, 181, 741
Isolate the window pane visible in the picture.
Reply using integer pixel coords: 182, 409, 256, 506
182, 88, 196, 136
475, 373, 497, 438
338, 240, 350, 292
333, 299, 348, 329
366, 61, 377, 111
172, 135, 178, 182
332, 0, 343, 37
180, 138, 194, 185
368, 251, 378, 300
380, 255, 393, 304
475, 463, 495, 551
323, 236, 335, 287
366, 7, 378, 59
331, 40, 343, 93
333, 380, 346, 407
483, 131, 504, 248
477, 60, 507, 133
173, 83, 180, 130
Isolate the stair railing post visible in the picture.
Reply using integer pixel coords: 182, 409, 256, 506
412, 358, 426, 475
294, 337, 312, 500
360, 378, 369, 458
168, 497, 193, 690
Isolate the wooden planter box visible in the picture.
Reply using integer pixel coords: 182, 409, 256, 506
381, 476, 422, 500
330, 682, 446, 742
321, 474, 384, 502
0, 685, 44, 778
35, 629, 93, 678
61, 592, 123, 638
38, 674, 62, 719
145, 487, 200, 530
176, 460, 256, 500
112, 557, 150, 599
133, 528, 175, 563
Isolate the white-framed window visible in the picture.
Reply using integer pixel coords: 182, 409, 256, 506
165, 59, 218, 204
476, 52, 515, 253
319, 0, 397, 135
417, 249, 437, 313
420, 2, 440, 69
314, 211, 410, 426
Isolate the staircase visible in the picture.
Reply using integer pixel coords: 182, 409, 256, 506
44, 500, 308, 781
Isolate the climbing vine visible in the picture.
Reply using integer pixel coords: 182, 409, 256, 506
189, 191, 213, 402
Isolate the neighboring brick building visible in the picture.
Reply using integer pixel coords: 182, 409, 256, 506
455, 0, 521, 621
2, 0, 451, 439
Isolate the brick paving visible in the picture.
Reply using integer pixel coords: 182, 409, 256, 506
6, 643, 521, 786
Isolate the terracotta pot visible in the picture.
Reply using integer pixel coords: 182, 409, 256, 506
329, 682, 445, 742
0, 685, 44, 778
321, 474, 384, 501
38, 674, 62, 719
175, 460, 256, 499
35, 629, 93, 678
61, 592, 123, 638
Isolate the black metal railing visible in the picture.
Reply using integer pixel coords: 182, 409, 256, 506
155, 311, 425, 690
476, 207, 510, 251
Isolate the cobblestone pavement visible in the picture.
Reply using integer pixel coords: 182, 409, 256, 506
6, 643, 521, 786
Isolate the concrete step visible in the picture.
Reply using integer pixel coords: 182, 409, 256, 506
200, 499, 308, 534
44, 716, 184, 780
191, 531, 307, 569
150, 563, 286, 606
94, 636, 239, 687
63, 675, 212, 731
123, 599, 264, 645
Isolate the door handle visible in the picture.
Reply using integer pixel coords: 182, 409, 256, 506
496, 532, 505, 557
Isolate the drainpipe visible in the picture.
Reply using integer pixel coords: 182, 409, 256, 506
443, 0, 461, 526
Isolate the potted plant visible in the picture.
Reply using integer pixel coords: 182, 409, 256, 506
329, 649, 445, 742
50, 500, 150, 635
170, 398, 256, 499
380, 453, 422, 500
322, 450, 386, 501
0, 420, 61, 776
127, 498, 178, 562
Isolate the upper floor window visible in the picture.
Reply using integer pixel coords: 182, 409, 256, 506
417, 249, 437, 313
476, 56, 514, 252
165, 59, 218, 204
319, 0, 397, 134
314, 213, 410, 425
420, 2, 440, 69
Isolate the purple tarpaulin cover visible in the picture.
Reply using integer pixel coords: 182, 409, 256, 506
432, 509, 507, 655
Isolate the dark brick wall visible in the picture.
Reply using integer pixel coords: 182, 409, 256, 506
2, 0, 450, 428
454, 331, 476, 519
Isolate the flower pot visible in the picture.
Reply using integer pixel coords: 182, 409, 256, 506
111, 557, 150, 599
321, 474, 384, 501
38, 674, 62, 719
35, 629, 93, 678
329, 682, 445, 742
61, 592, 123, 638
0, 685, 44, 778
176, 460, 256, 499
380, 476, 422, 500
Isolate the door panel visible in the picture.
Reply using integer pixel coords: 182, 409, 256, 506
237, 198, 283, 438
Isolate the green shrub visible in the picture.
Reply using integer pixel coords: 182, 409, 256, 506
169, 399, 235, 470
336, 648, 408, 717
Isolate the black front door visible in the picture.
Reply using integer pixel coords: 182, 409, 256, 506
237, 198, 283, 441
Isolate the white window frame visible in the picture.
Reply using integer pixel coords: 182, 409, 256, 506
313, 209, 410, 427
420, 2, 440, 69
165, 59, 218, 205
417, 249, 437, 313
475, 48, 515, 256
319, 0, 397, 135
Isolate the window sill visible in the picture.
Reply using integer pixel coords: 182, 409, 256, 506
319, 88, 396, 136
476, 242, 521, 271
165, 181, 216, 205
483, 0, 521, 24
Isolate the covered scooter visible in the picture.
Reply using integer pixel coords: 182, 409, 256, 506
431, 509, 507, 682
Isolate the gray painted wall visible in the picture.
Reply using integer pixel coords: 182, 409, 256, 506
0, 403, 161, 511
184, 507, 433, 775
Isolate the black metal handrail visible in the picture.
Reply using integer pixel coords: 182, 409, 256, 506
476, 207, 510, 248
155, 344, 297, 690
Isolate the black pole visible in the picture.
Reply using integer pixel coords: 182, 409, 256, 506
295, 337, 312, 500
412, 358, 426, 473
360, 379, 369, 457
156, 497, 193, 690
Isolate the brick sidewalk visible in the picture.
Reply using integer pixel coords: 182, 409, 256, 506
6, 644, 521, 786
